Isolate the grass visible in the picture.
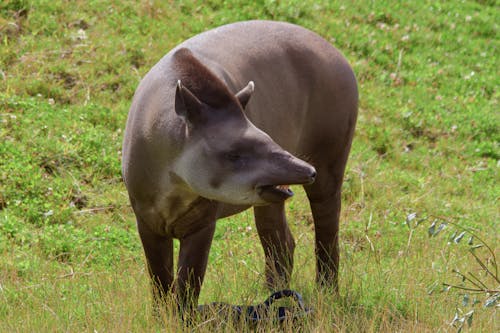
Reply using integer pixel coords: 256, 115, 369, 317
1, 0, 498, 331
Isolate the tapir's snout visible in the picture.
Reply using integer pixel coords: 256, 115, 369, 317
304, 165, 317, 184
256, 153, 316, 203
284, 152, 317, 184
289, 164, 316, 186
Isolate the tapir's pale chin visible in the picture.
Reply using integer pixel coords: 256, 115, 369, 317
202, 183, 296, 205
186, 181, 261, 205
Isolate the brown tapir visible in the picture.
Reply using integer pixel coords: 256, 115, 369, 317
122, 20, 358, 310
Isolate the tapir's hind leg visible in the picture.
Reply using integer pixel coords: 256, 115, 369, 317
302, 85, 357, 290
304, 156, 349, 291
254, 202, 295, 290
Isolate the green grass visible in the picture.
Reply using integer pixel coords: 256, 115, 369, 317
1, 0, 498, 331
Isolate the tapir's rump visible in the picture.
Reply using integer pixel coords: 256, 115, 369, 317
122, 20, 358, 311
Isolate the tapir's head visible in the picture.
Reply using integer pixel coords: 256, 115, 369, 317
172, 48, 316, 205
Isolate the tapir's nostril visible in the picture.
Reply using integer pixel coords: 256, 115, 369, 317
309, 168, 317, 182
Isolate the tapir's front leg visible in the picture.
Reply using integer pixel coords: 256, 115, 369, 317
254, 202, 295, 290
176, 222, 216, 311
137, 219, 175, 310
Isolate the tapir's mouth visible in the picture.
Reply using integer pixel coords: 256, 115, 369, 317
257, 184, 294, 203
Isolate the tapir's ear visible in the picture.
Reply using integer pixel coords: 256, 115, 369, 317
235, 81, 254, 108
175, 80, 203, 123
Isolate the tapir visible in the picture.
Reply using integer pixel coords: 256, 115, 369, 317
122, 20, 358, 310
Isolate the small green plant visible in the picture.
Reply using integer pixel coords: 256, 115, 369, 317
426, 215, 499, 331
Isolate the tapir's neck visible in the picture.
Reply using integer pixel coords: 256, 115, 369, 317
152, 171, 201, 235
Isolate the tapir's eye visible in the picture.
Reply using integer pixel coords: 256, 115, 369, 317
225, 152, 241, 162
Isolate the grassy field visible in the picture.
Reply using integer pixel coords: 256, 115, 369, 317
1, 0, 498, 331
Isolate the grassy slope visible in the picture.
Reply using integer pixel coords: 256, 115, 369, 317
0, 0, 498, 332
